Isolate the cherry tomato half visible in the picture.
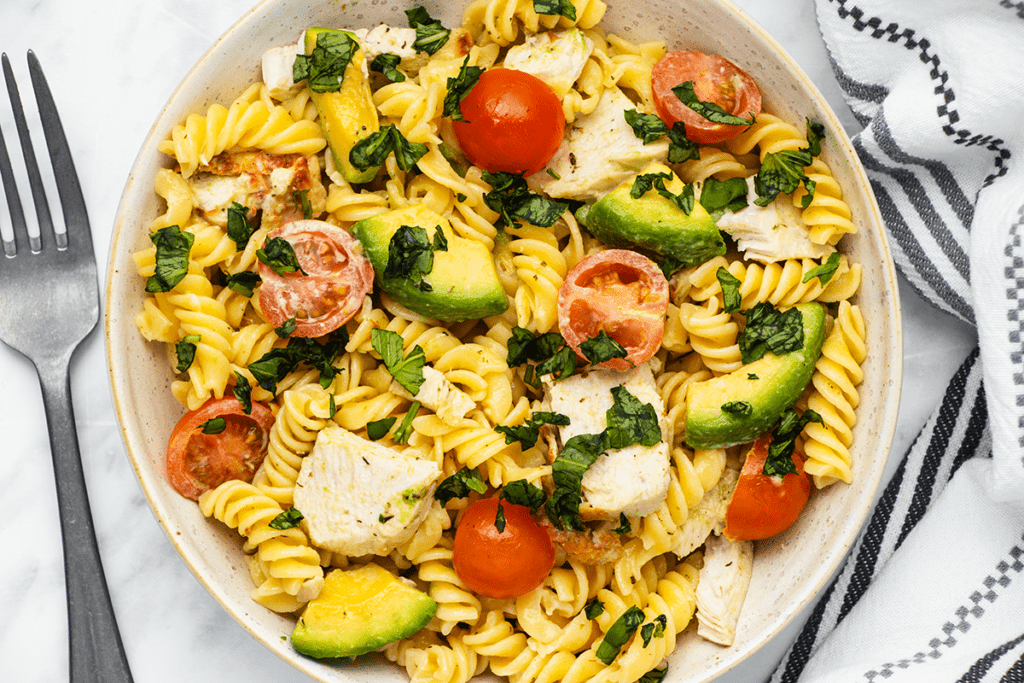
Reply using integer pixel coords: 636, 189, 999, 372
452, 68, 564, 176
258, 219, 374, 337
651, 51, 762, 145
724, 434, 811, 541
452, 497, 555, 599
557, 249, 669, 371
166, 397, 275, 500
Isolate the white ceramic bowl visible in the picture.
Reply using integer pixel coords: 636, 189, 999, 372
106, 1, 902, 681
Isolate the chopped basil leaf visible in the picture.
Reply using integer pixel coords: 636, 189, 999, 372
596, 606, 645, 664
666, 122, 700, 164
293, 31, 358, 94
546, 168, 561, 180
384, 225, 444, 291
328, 393, 337, 419
638, 665, 669, 683
371, 328, 426, 395
545, 432, 605, 530
721, 400, 753, 416
630, 171, 694, 215
699, 177, 749, 219
456, 192, 468, 202
754, 118, 826, 207
658, 255, 687, 280
482, 171, 567, 229
350, 124, 428, 173
604, 385, 662, 449
640, 615, 667, 647
623, 110, 699, 164
248, 334, 347, 395
269, 507, 304, 530
393, 401, 421, 445
226, 202, 256, 250
225, 271, 260, 297
146, 225, 194, 293
435, 466, 488, 505
406, 6, 450, 55
367, 417, 397, 441
764, 408, 824, 477
717, 266, 742, 313
499, 479, 547, 511
495, 411, 570, 450
579, 330, 629, 366
443, 56, 484, 123
738, 302, 805, 364
585, 599, 605, 619
533, 0, 576, 21
494, 500, 508, 532
671, 81, 755, 127
624, 109, 669, 144
233, 371, 253, 414
802, 252, 842, 285
175, 335, 200, 372
432, 228, 448, 252
257, 237, 307, 276
200, 417, 226, 434
439, 142, 471, 178
800, 177, 817, 209
612, 513, 631, 534
748, 373, 759, 380
293, 189, 313, 219
274, 318, 297, 338
370, 52, 406, 82
535, 345, 577, 381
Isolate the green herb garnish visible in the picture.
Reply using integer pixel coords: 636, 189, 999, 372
371, 328, 426, 395
435, 466, 488, 505
367, 417, 398, 441
175, 334, 201, 373
370, 53, 406, 82
482, 171, 568, 229
293, 31, 358, 93
596, 606, 645, 664
269, 507, 304, 530
146, 225, 194, 293
671, 81, 755, 126
494, 411, 570, 450
406, 6, 450, 55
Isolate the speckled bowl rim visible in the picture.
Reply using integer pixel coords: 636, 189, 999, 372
105, 1, 902, 681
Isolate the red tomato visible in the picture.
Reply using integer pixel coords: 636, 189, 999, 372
451, 68, 564, 176
166, 397, 275, 500
651, 51, 762, 145
452, 497, 555, 599
724, 434, 811, 541
258, 220, 374, 337
557, 249, 669, 371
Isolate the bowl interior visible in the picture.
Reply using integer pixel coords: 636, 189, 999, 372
106, 1, 902, 681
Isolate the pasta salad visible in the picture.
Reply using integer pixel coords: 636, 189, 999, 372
133, 1, 867, 681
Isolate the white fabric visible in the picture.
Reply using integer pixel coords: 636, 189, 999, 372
769, 1, 1024, 681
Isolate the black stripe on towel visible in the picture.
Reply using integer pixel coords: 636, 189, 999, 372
956, 632, 1024, 683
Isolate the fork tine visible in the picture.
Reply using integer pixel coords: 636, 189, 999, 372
3, 52, 50, 253
29, 50, 84, 252
0, 54, 28, 257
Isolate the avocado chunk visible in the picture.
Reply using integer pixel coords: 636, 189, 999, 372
576, 172, 726, 269
291, 563, 437, 659
303, 28, 380, 184
353, 204, 509, 321
683, 302, 827, 449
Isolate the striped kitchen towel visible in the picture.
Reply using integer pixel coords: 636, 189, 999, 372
772, 1, 1024, 681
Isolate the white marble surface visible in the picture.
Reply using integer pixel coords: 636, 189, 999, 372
0, 1, 978, 682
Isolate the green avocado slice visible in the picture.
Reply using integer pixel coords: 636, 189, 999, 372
576, 177, 726, 269
683, 302, 827, 449
353, 204, 509, 321
303, 28, 380, 184
291, 563, 437, 659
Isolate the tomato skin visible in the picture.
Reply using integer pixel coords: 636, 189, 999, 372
724, 434, 811, 541
166, 397, 275, 500
258, 220, 374, 338
452, 68, 564, 176
557, 249, 669, 371
452, 498, 555, 599
651, 51, 762, 145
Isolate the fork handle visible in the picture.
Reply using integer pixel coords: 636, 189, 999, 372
37, 355, 134, 683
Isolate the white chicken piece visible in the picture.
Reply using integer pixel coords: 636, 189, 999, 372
527, 86, 669, 201
695, 533, 754, 646
503, 28, 594, 99
543, 362, 671, 520
714, 176, 834, 263
390, 366, 476, 426
292, 425, 441, 557
358, 24, 419, 61
669, 465, 739, 558
186, 152, 326, 229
